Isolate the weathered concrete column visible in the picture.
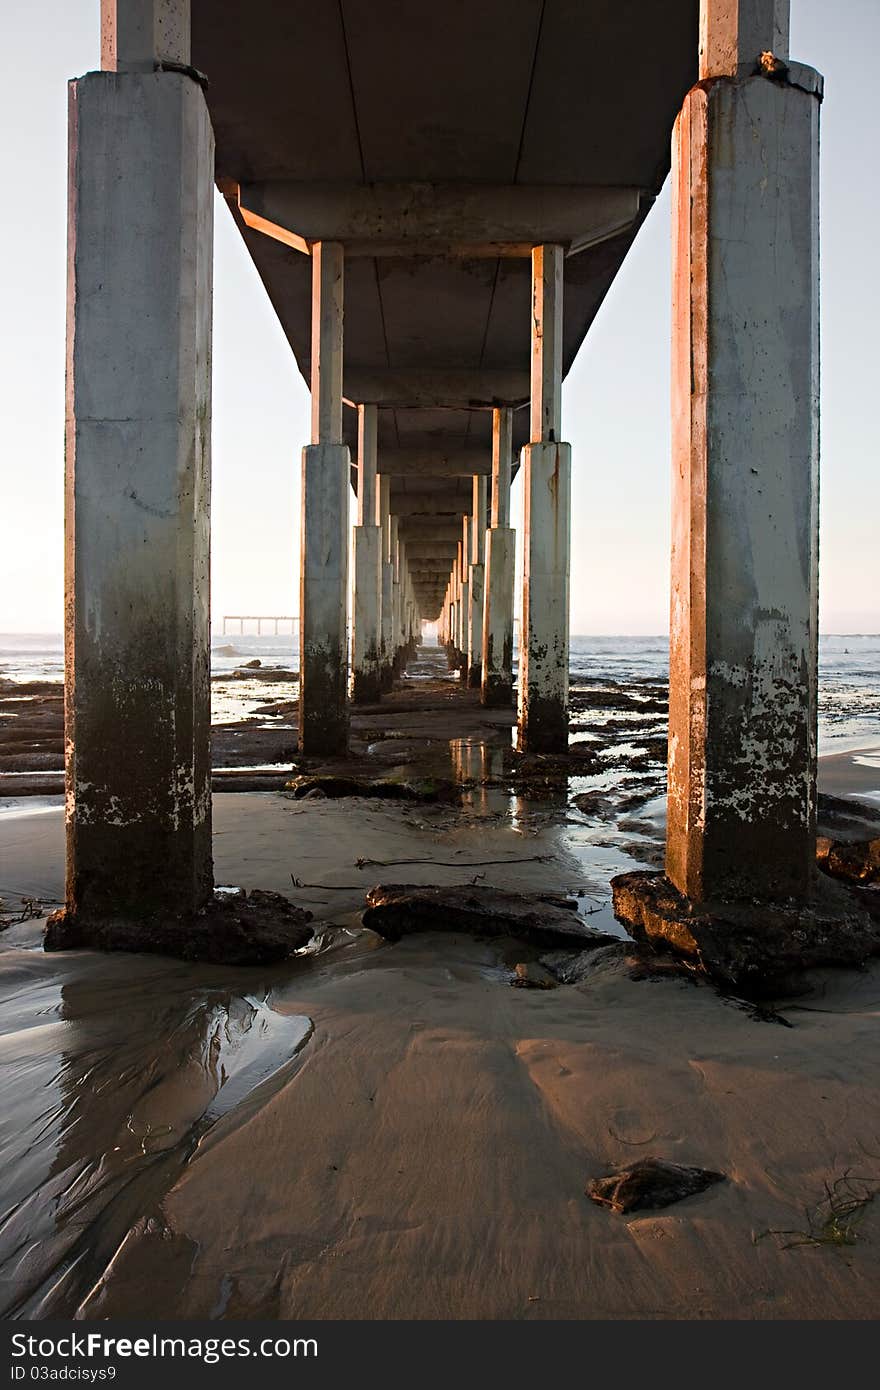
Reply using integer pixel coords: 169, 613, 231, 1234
519, 244, 571, 752
300, 241, 350, 754
351, 403, 382, 703
456, 517, 469, 674
467, 477, 487, 687
390, 517, 403, 673
64, 1, 214, 923
666, 0, 821, 902
482, 407, 516, 706
377, 475, 394, 691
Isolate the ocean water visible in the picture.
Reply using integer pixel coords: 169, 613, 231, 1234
1, 632, 877, 751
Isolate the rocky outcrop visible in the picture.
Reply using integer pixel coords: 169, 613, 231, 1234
362, 884, 619, 949
817, 837, 880, 885
44, 888, 313, 965
611, 870, 880, 995
283, 774, 458, 803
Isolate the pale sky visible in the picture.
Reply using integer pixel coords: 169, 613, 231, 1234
1, 1, 877, 635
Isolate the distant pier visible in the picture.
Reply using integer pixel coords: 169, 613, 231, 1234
221, 615, 298, 636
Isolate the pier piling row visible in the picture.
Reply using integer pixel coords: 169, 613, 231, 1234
65, 0, 822, 942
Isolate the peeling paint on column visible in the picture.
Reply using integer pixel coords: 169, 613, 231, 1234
351, 524, 383, 704
518, 442, 571, 753
666, 64, 821, 903
481, 525, 515, 707
466, 562, 484, 688
64, 71, 214, 924
300, 442, 350, 755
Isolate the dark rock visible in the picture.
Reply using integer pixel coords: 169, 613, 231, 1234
283, 774, 458, 803
541, 943, 629, 983
223, 666, 298, 682
820, 838, 880, 885
815, 836, 834, 869
816, 792, 880, 839
44, 888, 312, 965
211, 771, 290, 792
611, 869, 880, 996
587, 1157, 726, 1213
241, 659, 262, 668
362, 884, 620, 949
571, 791, 617, 819
510, 961, 558, 989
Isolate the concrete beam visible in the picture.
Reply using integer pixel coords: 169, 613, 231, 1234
363, 447, 493, 477
404, 546, 459, 562
235, 181, 642, 258
342, 369, 529, 409
387, 492, 470, 518
397, 522, 466, 541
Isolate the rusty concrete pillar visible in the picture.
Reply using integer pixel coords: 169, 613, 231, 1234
457, 516, 469, 676
377, 474, 394, 691
467, 475, 487, 688
666, 0, 821, 902
518, 244, 571, 752
482, 407, 516, 707
390, 516, 403, 673
300, 241, 350, 754
351, 403, 382, 703
64, 0, 214, 924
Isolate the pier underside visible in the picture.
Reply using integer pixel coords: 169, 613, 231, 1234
58, 0, 854, 986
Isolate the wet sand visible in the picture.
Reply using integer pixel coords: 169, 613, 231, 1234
2, 901, 880, 1320
2, 650, 880, 1320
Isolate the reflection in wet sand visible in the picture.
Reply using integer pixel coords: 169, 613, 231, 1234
0, 943, 311, 1318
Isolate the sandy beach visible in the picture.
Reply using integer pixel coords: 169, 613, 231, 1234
1, 648, 879, 1320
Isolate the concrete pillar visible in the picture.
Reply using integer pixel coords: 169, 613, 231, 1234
467, 476, 488, 687
64, 7, 214, 925
100, 0, 191, 73
377, 475, 394, 691
390, 517, 402, 673
456, 518, 469, 673
300, 242, 350, 755
519, 245, 571, 752
457, 581, 469, 671
351, 403, 382, 703
666, 0, 821, 902
482, 407, 516, 706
